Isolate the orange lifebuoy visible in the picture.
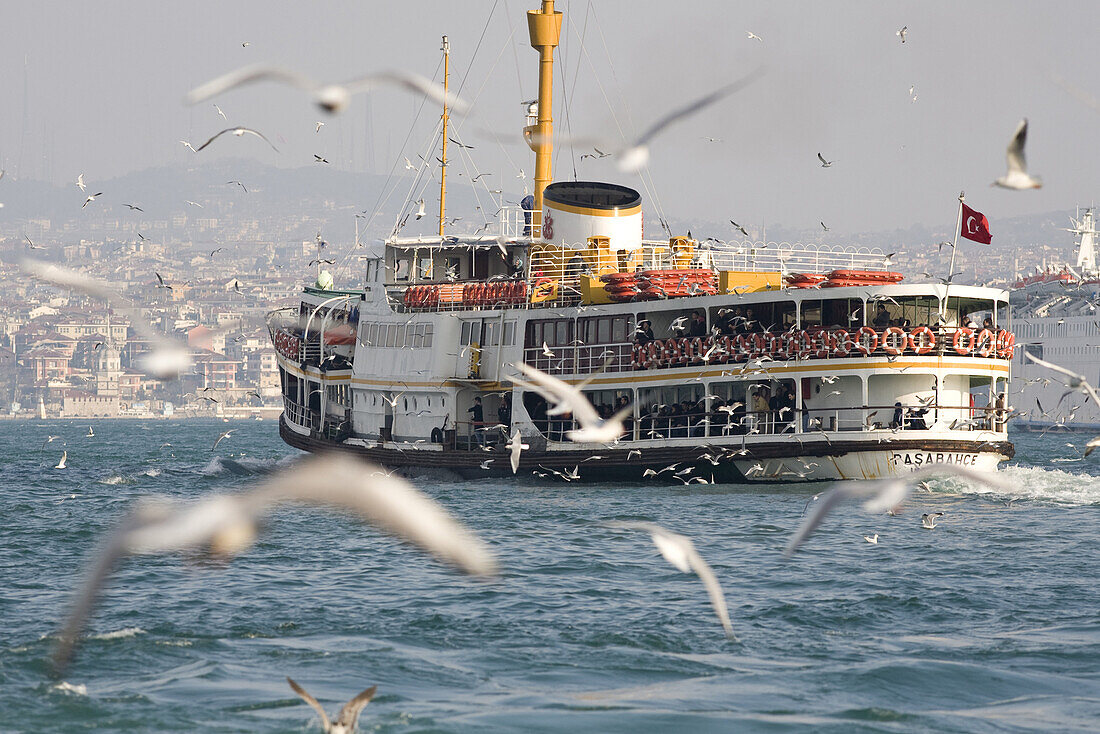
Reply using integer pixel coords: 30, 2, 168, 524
646, 340, 662, 368
975, 328, 995, 357
831, 329, 851, 357
953, 328, 975, 355
856, 326, 879, 355
812, 330, 832, 359
882, 326, 907, 355
769, 332, 788, 360
996, 329, 1015, 359
689, 336, 705, 363
909, 326, 936, 355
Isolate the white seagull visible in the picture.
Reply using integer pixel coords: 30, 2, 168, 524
606, 521, 735, 639
76, 173, 86, 191
185, 63, 469, 115
287, 677, 376, 734
55, 450, 67, 470
785, 465, 1011, 556
213, 103, 228, 121
817, 152, 834, 168
51, 454, 498, 673
180, 140, 197, 153
211, 430, 235, 451
86, 426, 95, 437
81, 192, 104, 208
896, 25, 908, 43
195, 126, 278, 153
993, 118, 1041, 190
506, 429, 529, 475
921, 512, 945, 529
863, 533, 878, 544
414, 199, 426, 220
512, 362, 631, 443
746, 31, 763, 41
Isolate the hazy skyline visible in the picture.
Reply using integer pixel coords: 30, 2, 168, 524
2, 1, 1099, 236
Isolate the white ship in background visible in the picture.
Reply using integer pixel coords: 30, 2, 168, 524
1011, 207, 1100, 429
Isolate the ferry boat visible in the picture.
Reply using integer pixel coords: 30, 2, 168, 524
267, 0, 1014, 481
1011, 207, 1100, 430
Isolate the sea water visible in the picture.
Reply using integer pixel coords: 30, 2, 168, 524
0, 420, 1096, 732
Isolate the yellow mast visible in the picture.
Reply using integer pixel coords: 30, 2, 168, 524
525, 0, 562, 232
438, 35, 450, 237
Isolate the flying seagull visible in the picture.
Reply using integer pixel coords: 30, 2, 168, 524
605, 521, 735, 639
785, 464, 1011, 556
76, 173, 86, 192
820, 221, 829, 231
213, 103, 228, 121
227, 180, 247, 192
414, 199, 426, 220
921, 511, 945, 529
314, 154, 329, 164
123, 203, 144, 212
180, 140, 197, 153
185, 63, 470, 115
746, 31, 763, 41
817, 152, 834, 168
512, 362, 631, 443
506, 429, 528, 474
195, 126, 278, 153
287, 677, 376, 734
55, 450, 67, 470
81, 193, 104, 208
50, 453, 498, 673
730, 220, 749, 237
993, 118, 1041, 190
315, 121, 325, 132
211, 429, 235, 451
896, 25, 908, 43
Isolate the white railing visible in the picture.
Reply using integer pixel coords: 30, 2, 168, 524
697, 241, 888, 274
500, 205, 541, 240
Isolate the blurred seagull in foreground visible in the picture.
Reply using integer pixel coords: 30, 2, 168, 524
512, 362, 631, 443
525, 68, 765, 174
287, 677, 376, 734
993, 118, 1041, 189
605, 521, 735, 639
23, 259, 194, 380
51, 453, 497, 673
185, 63, 469, 115
195, 126, 278, 153
784, 464, 1011, 556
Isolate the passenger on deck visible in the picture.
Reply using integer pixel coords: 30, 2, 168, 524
741, 308, 757, 334
891, 401, 905, 429
468, 397, 486, 447
873, 304, 891, 328
634, 319, 655, 344
689, 311, 707, 337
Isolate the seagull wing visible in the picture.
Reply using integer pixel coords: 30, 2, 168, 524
1005, 118, 1028, 175
509, 429, 523, 474
286, 677, 331, 731
52, 500, 176, 674
250, 454, 498, 576
513, 362, 601, 426
817, 152, 829, 165
236, 127, 279, 152
684, 543, 735, 639
337, 685, 378, 729
342, 70, 470, 114
185, 64, 318, 104
634, 67, 766, 147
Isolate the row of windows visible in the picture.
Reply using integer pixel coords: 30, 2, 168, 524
352, 391, 447, 412
360, 321, 434, 349
1014, 321, 1100, 340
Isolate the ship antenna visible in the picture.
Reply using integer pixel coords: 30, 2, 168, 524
438, 35, 450, 238
525, 0, 562, 233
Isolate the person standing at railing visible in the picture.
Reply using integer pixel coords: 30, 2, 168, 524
689, 311, 707, 337
468, 396, 486, 447
521, 194, 534, 237
497, 393, 512, 441
994, 392, 1007, 431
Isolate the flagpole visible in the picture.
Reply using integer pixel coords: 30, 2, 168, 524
943, 190, 964, 327
949, 190, 964, 276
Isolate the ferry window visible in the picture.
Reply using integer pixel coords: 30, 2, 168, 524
395, 258, 411, 281
385, 324, 397, 348
821, 298, 862, 328
611, 316, 628, 343
424, 323, 433, 346
418, 257, 433, 279
483, 321, 500, 347
555, 320, 569, 345
946, 297, 994, 328
503, 321, 516, 346
800, 300, 823, 328
446, 257, 462, 279
461, 321, 474, 346
410, 324, 422, 349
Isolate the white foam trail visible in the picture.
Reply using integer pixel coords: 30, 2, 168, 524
97, 474, 129, 486
87, 626, 145, 640
143, 468, 162, 477
958, 465, 1100, 506
51, 681, 88, 696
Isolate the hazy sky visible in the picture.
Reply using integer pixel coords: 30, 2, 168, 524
2, 0, 1098, 235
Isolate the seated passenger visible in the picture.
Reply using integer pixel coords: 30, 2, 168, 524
873, 304, 891, 328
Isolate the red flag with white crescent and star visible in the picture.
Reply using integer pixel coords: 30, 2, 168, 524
960, 203, 992, 244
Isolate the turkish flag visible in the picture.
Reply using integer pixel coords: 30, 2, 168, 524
960, 203, 992, 244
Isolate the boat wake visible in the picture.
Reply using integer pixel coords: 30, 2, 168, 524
958, 464, 1100, 506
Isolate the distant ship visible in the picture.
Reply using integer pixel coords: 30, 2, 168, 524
1011, 207, 1100, 429
267, 0, 1014, 480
